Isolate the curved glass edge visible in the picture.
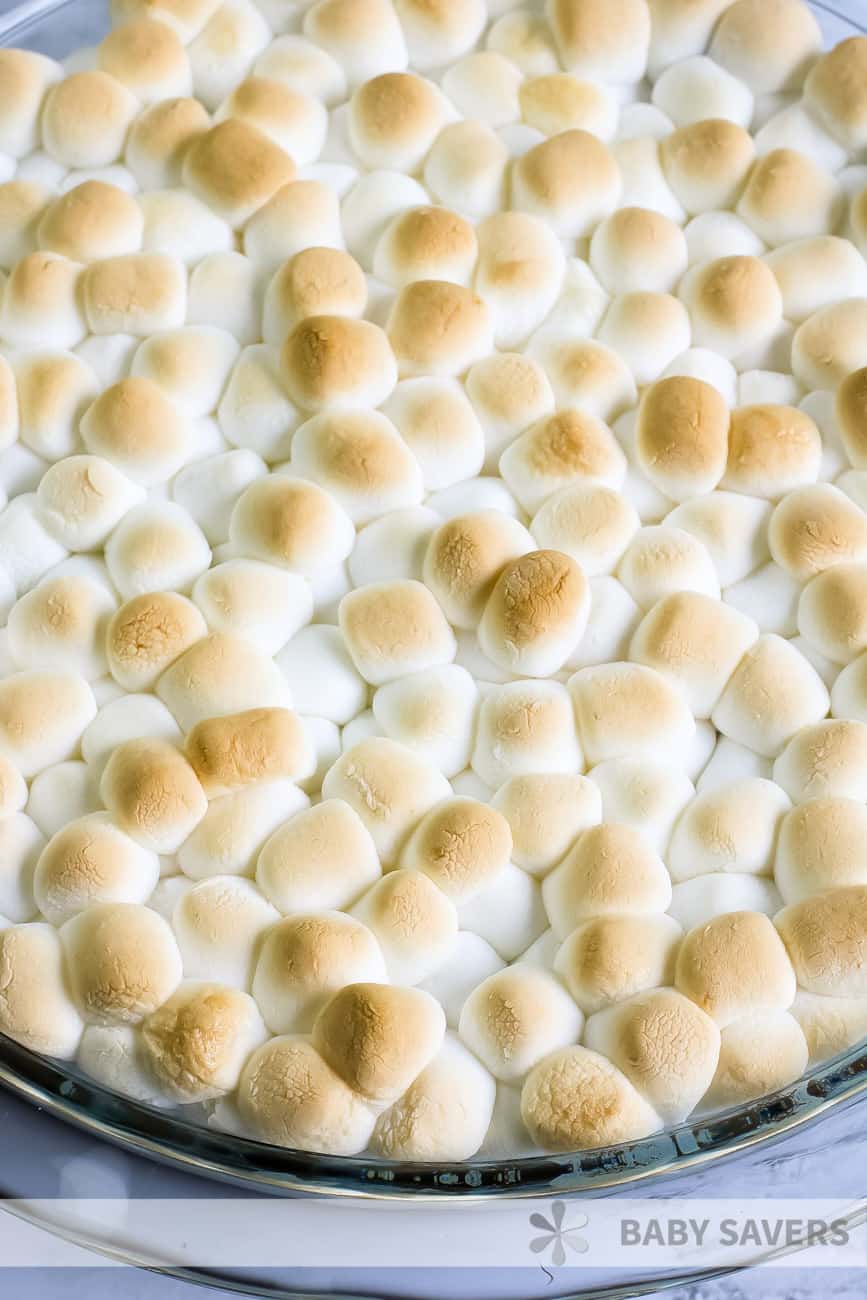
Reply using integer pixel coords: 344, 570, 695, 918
0, 0, 866, 1207
3, 1032, 867, 1199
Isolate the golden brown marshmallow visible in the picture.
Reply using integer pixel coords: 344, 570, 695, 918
229, 475, 354, 575
0, 50, 60, 159
798, 563, 867, 665
792, 300, 867, 392
836, 366, 867, 469
542, 822, 672, 938
0, 252, 86, 350
401, 797, 512, 904
182, 120, 297, 227
774, 719, 867, 804
0, 922, 83, 1058
736, 149, 842, 247
185, 708, 312, 797
712, 633, 830, 758
492, 773, 602, 877
156, 633, 291, 731
62, 902, 182, 1025
679, 255, 783, 361
705, 1011, 808, 1107
776, 886, 867, 998
0, 671, 96, 779
768, 484, 867, 581
339, 579, 456, 686
724, 404, 822, 500
125, 97, 211, 191
709, 0, 821, 93
80, 377, 191, 485
0, 179, 49, 271
458, 966, 583, 1083
281, 315, 397, 411
547, 0, 651, 82
264, 248, 367, 343
804, 36, 867, 151
570, 662, 696, 767
422, 510, 534, 630
348, 72, 447, 172
521, 1044, 660, 1151
555, 913, 683, 1014
97, 17, 192, 104
217, 77, 327, 167
142, 982, 265, 1102
37, 182, 143, 264
500, 409, 628, 516
519, 73, 616, 139
589, 207, 688, 295
636, 376, 729, 503
288, 410, 422, 525
255, 798, 381, 916
106, 591, 206, 693
512, 129, 622, 238
676, 910, 796, 1026
386, 279, 493, 379
373, 205, 477, 289
13, 350, 99, 462
478, 549, 591, 678
82, 254, 186, 338
42, 71, 138, 169
33, 813, 159, 927
660, 119, 755, 216
775, 797, 867, 904
100, 738, 207, 854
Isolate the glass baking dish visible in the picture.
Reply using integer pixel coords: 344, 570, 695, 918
0, 0, 866, 1204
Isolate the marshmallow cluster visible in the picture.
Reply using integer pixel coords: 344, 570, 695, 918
0, 0, 866, 1167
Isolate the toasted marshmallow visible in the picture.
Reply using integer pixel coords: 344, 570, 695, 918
589, 208, 687, 298
511, 130, 620, 239
774, 719, 867, 804
12, 350, 98, 462
7, 574, 115, 681
474, 211, 565, 349
597, 292, 691, 388
314, 981, 444, 1101
26, 761, 99, 839
244, 180, 342, 271
555, 912, 682, 1014
372, 664, 478, 777
769, 484, 867, 581
257, 796, 379, 915
379, 379, 483, 490
804, 36, 867, 152
667, 491, 772, 587
156, 633, 291, 731
252, 912, 385, 1035
526, 336, 638, 426
522, 75, 615, 140
777, 886, 867, 998
172, 875, 278, 989
339, 579, 455, 686
530, 483, 638, 577
478, 550, 590, 679
0, 252, 86, 350
36, 181, 142, 264
586, 987, 720, 1123
80, 694, 180, 776
62, 901, 182, 1024
724, 403, 822, 502
105, 591, 205, 694
458, 966, 583, 1084
679, 256, 783, 361
500, 409, 627, 516
125, 97, 210, 191
710, 0, 820, 92
253, 35, 346, 106
348, 72, 448, 173
837, 366, 867, 471
0, 754, 27, 821
178, 776, 307, 878
547, 0, 649, 82
303, 0, 408, 88
192, 559, 311, 656
187, 252, 261, 347
705, 1008, 807, 1107
420, 511, 531, 631
400, 797, 511, 906
182, 120, 295, 227
83, 254, 186, 339
668, 777, 790, 885
792, 989, 867, 1063
238, 1033, 375, 1153
659, 119, 755, 215
652, 54, 753, 129
340, 170, 429, 270
97, 16, 191, 104
617, 525, 720, 610
853, 188, 867, 259
521, 1043, 660, 1150
99, 738, 206, 855
491, 773, 600, 878
41, 71, 137, 169
281, 315, 396, 412
774, 797, 867, 905
0, 923, 83, 1057
263, 248, 366, 346
322, 737, 451, 865
33, 813, 159, 927
542, 821, 672, 938
105, 502, 210, 599
385, 279, 492, 380
792, 300, 867, 392
712, 633, 829, 758
675, 908, 796, 1026
187, 0, 270, 111
130, 329, 238, 425
661, 347, 739, 407
76, 1021, 166, 1103
0, 671, 95, 778
290, 411, 421, 523
140, 980, 265, 1102
373, 206, 476, 292
797, 563, 867, 666
464, 355, 555, 472
589, 757, 693, 855
423, 121, 507, 221
636, 376, 729, 503
736, 149, 842, 250
216, 77, 327, 169
570, 661, 696, 767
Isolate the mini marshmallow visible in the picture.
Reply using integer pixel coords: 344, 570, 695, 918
525, 336, 637, 425
348, 72, 448, 173
724, 403, 822, 502
82, 254, 186, 339
0, 813, 44, 923
257, 797, 379, 922
456, 859, 547, 960
423, 120, 507, 221
216, 346, 298, 463
37, 181, 142, 263
34, 813, 159, 927
183, 708, 311, 801
62, 901, 182, 1025
512, 129, 620, 239
130, 323, 239, 416
486, 11, 559, 77
322, 737, 451, 865
531, 483, 638, 577
274, 627, 366, 728
0, 352, 18, 455
141, 981, 266, 1103
792, 990, 867, 1063
421, 511, 532, 633
419, 932, 504, 1029
263, 248, 366, 346
105, 502, 210, 599
704, 1007, 808, 1107
244, 180, 343, 270
652, 55, 753, 129
288, 411, 421, 524
662, 347, 739, 407
156, 633, 291, 731
697, 737, 773, 795
373, 205, 477, 292
187, 0, 270, 111
303, 0, 408, 89
441, 53, 522, 127
139, 191, 233, 266
636, 376, 729, 503
478, 550, 590, 679
617, 525, 720, 609
837, 366, 867, 471
0, 754, 27, 821
76, 1022, 166, 1105
804, 36, 867, 153
679, 256, 783, 362
774, 719, 867, 804
500, 409, 627, 516
172, 451, 265, 548
187, 252, 261, 348
178, 780, 308, 882
401, 796, 511, 905
473, 211, 565, 349
521, 1043, 660, 1150
0, 923, 83, 1058
75, 334, 139, 389
754, 100, 846, 174
182, 120, 296, 228
797, 563, 867, 666
282, 315, 396, 412
26, 762, 100, 839
339, 579, 455, 686
194, 555, 310, 651
105, 592, 206, 694
13, 350, 97, 462
341, 170, 430, 269
0, 50, 61, 158
792, 300, 867, 393
548, 0, 650, 83
666, 491, 772, 587
778, 886, 867, 999
41, 72, 138, 169
0, 252, 86, 350
766, 238, 867, 327
589, 757, 693, 855
0, 494, 67, 597
659, 119, 755, 215
216, 77, 327, 168
253, 35, 347, 106
380, 382, 483, 492
465, 353, 555, 471
125, 96, 210, 191
7, 574, 115, 681
492, 773, 600, 877
712, 633, 829, 758
386, 279, 492, 380
97, 16, 191, 104
82, 693, 180, 775
597, 292, 692, 388
0, 671, 95, 778
669, 778, 791, 884
555, 912, 683, 1015
565, 576, 641, 671
736, 149, 842, 249
589, 207, 687, 297
684, 213, 765, 269
172, 875, 278, 989
521, 74, 617, 140
676, 909, 796, 1026
543, 821, 671, 939
570, 661, 696, 767
351, 869, 457, 984
775, 797, 867, 905
768, 484, 867, 581
710, 0, 820, 93
613, 136, 685, 224
426, 476, 521, 521
459, 966, 582, 1084
372, 664, 478, 777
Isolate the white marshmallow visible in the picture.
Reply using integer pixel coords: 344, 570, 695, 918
303, 0, 408, 89
36, 455, 144, 552
187, 252, 262, 347
179, 780, 308, 883
653, 55, 753, 128
382, 379, 485, 489
459, 966, 583, 1083
105, 503, 211, 599
217, 346, 299, 463
0, 494, 69, 595
473, 211, 565, 349
244, 180, 343, 270
172, 875, 279, 989
670, 873, 784, 931
193, 560, 311, 656
566, 576, 641, 671
188, 0, 271, 111
418, 931, 505, 1028
661, 348, 739, 408
612, 136, 686, 224
139, 190, 233, 265
348, 507, 440, 587
666, 491, 772, 587
7, 574, 115, 681
373, 664, 478, 778
617, 525, 720, 610
351, 868, 458, 984
590, 757, 694, 856
26, 762, 100, 839
457, 861, 547, 961
684, 213, 765, 266
276, 625, 367, 725
253, 35, 347, 106
0, 813, 44, 923
76, 1024, 164, 1105
713, 634, 830, 758
341, 171, 430, 269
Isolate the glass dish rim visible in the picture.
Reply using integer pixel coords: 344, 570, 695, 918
1, 0, 867, 1205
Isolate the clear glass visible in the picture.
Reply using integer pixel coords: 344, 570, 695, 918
0, 0, 866, 1212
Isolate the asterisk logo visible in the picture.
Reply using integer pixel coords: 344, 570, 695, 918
529, 1201, 590, 1267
